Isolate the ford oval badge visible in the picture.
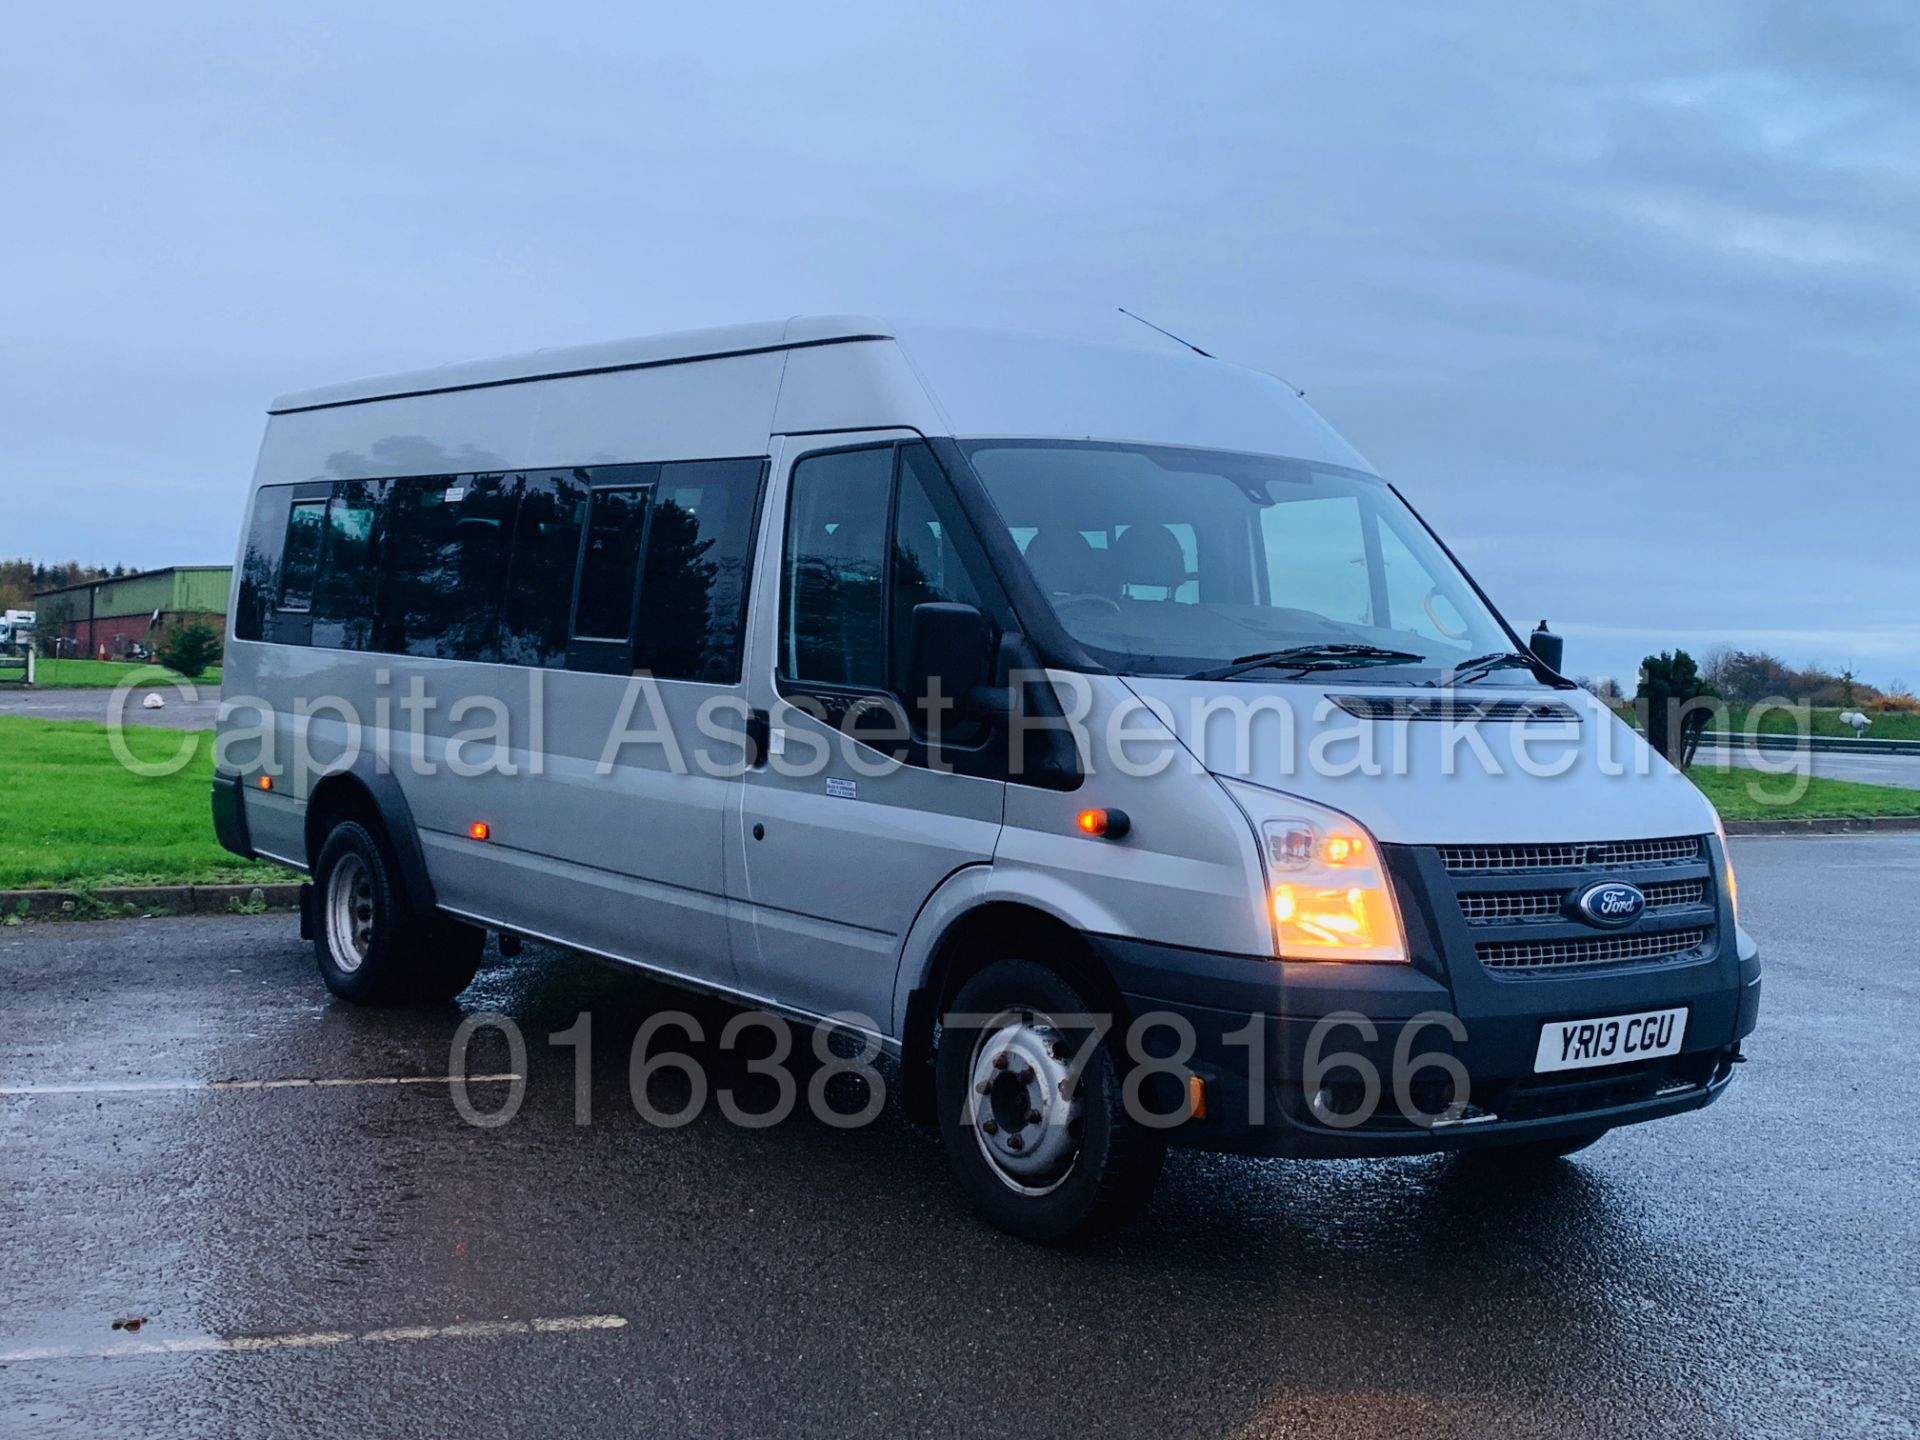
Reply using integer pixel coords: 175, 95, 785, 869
1574, 881, 1646, 928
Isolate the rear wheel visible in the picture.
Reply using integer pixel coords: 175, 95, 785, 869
936, 958, 1165, 1244
313, 821, 483, 1005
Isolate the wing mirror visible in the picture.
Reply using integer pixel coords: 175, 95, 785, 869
906, 602, 996, 726
1529, 620, 1564, 673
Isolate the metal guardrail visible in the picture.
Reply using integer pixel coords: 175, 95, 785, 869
1698, 730, 1920, 756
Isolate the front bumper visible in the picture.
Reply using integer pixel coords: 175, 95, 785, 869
1093, 929, 1760, 1160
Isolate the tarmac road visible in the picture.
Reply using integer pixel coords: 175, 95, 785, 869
0, 836, 1914, 1438
0, 683, 221, 730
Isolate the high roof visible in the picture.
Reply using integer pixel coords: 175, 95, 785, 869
269, 316, 896, 413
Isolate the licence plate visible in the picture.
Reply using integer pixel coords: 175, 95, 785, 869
1534, 1007, 1687, 1073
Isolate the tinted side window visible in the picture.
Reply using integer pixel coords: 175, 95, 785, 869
235, 486, 294, 642
312, 480, 387, 651
382, 474, 514, 661
574, 486, 652, 640
500, 470, 587, 668
633, 459, 763, 683
889, 444, 985, 687
277, 501, 326, 612
781, 447, 891, 689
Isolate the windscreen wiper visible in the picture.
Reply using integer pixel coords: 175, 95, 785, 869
1435, 651, 1540, 687
1188, 644, 1426, 682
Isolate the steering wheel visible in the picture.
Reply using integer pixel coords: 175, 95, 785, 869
1052, 592, 1123, 617
1423, 586, 1468, 641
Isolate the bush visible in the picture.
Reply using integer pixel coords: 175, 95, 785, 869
156, 622, 220, 680
1637, 649, 1720, 769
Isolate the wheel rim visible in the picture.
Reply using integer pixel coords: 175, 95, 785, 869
325, 852, 375, 974
966, 1006, 1087, 1196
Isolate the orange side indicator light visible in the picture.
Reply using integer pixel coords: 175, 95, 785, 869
468, 821, 491, 841
1188, 1073, 1208, 1121
256, 775, 273, 791
1074, 807, 1131, 839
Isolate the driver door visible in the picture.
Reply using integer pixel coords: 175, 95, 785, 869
727, 433, 1006, 1028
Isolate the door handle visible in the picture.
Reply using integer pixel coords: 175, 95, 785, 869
746, 708, 771, 769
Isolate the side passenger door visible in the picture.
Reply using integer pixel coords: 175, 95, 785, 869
729, 435, 1006, 1027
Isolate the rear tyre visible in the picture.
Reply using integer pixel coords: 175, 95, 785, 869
312, 821, 482, 1005
936, 958, 1166, 1244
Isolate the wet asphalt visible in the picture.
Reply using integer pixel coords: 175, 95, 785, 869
0, 835, 1915, 1439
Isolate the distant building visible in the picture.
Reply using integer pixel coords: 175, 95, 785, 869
32, 566, 230, 659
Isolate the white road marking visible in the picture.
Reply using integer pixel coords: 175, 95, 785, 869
0, 1315, 628, 1363
0, 1074, 522, 1097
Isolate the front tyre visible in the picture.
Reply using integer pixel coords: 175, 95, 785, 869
936, 959, 1165, 1244
313, 821, 482, 1005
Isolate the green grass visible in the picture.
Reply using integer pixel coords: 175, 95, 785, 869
1720, 705, 1920, 743
0, 717, 283, 890
1615, 704, 1920, 742
1691, 765, 1920, 823
5, 658, 222, 690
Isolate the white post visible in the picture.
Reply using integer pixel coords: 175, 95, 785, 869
24, 646, 35, 686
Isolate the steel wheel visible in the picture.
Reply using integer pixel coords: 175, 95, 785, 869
324, 851, 375, 974
966, 1006, 1086, 1197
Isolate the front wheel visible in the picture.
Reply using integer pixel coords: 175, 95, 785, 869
935, 959, 1165, 1244
313, 821, 483, 1005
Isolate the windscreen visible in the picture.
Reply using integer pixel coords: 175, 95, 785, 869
963, 440, 1515, 680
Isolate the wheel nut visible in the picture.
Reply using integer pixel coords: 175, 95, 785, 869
975, 1080, 990, 1095
981, 1117, 999, 1135
1007, 1134, 1024, 1152
1025, 1109, 1042, 1126
1017, 1066, 1035, 1084
991, 1052, 1010, 1070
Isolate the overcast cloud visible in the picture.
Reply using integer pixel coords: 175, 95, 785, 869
2, 1, 1913, 687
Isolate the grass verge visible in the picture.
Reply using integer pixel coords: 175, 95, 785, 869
1691, 765, 1920, 823
4, 658, 221, 690
0, 716, 282, 890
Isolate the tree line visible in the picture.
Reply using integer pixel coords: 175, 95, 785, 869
0, 559, 132, 612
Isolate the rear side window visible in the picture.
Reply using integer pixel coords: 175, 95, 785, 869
499, 470, 588, 668
573, 485, 652, 641
781, 447, 892, 689
382, 474, 515, 661
632, 459, 764, 683
311, 481, 387, 650
276, 501, 326, 612
234, 486, 294, 641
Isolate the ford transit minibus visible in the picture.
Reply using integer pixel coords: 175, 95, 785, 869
213, 317, 1760, 1241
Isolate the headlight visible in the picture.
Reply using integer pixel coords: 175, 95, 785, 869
1256, 798, 1407, 963
1711, 811, 1740, 925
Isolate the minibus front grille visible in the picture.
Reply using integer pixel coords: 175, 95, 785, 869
1458, 878, 1709, 924
1438, 836, 1702, 874
1476, 927, 1710, 975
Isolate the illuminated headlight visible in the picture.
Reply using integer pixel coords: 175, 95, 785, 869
1259, 801, 1407, 964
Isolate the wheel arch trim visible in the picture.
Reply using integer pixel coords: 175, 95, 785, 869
303, 759, 437, 916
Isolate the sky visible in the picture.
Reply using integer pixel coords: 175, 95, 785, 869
2, 1, 1914, 690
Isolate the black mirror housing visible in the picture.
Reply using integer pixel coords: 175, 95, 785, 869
906, 602, 993, 722
1529, 621, 1564, 673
